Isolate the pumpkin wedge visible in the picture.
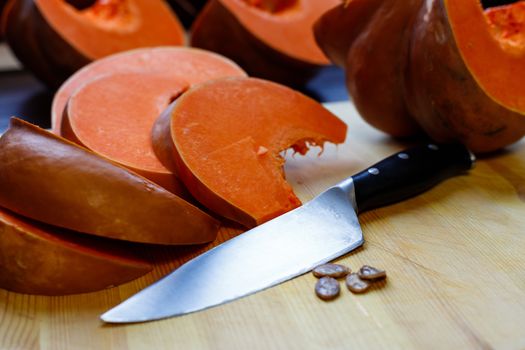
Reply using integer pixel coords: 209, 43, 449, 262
0, 118, 220, 245
52, 46, 247, 134
62, 72, 189, 193
190, 0, 340, 87
315, 0, 525, 153
153, 77, 347, 227
3, 0, 185, 88
0, 208, 152, 295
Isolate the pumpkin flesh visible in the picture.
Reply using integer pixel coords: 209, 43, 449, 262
35, 0, 185, 59
158, 77, 347, 227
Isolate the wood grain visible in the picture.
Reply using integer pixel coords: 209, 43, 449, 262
1, 101, 525, 350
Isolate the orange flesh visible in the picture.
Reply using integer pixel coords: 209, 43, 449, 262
221, 0, 340, 64
201, 137, 301, 224
53, 47, 247, 134
485, 1, 525, 54
35, 0, 185, 59
171, 77, 347, 226
446, 0, 525, 113
66, 72, 188, 174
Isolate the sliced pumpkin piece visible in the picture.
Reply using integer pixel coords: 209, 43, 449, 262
154, 77, 347, 227
52, 46, 247, 134
3, 0, 185, 88
0, 208, 152, 295
62, 72, 189, 193
0, 118, 220, 245
190, 0, 340, 87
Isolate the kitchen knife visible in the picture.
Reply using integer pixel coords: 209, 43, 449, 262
101, 143, 474, 323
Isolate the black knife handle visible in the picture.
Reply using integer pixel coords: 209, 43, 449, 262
352, 143, 475, 213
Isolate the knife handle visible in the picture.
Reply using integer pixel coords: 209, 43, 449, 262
352, 143, 475, 213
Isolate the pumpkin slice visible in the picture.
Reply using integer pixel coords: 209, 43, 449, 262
154, 77, 347, 227
52, 46, 247, 134
62, 72, 188, 193
190, 0, 340, 87
0, 118, 220, 245
0, 208, 152, 295
3, 0, 185, 88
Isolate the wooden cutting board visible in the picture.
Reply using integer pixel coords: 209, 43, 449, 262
1, 101, 524, 350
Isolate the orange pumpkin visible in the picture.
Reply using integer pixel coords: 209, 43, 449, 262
191, 0, 340, 87
2, 0, 185, 88
315, 0, 525, 153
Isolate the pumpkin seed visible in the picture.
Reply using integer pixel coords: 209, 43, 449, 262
312, 263, 350, 278
315, 277, 340, 300
345, 273, 371, 294
358, 265, 386, 280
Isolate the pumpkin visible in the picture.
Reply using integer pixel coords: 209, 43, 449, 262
315, 0, 525, 153
190, 0, 340, 88
2, 0, 185, 88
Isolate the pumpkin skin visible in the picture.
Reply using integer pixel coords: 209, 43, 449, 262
315, 0, 525, 153
315, 0, 421, 137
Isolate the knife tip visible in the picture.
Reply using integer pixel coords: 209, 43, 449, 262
99, 311, 122, 324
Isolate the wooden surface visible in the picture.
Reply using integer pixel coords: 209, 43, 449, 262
1, 101, 524, 349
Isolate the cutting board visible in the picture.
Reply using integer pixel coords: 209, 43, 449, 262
1, 101, 525, 350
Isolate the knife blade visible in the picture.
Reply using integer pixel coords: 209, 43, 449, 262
101, 143, 475, 323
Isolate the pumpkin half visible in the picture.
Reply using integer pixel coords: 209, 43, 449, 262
2, 0, 185, 88
315, 0, 525, 153
191, 0, 340, 87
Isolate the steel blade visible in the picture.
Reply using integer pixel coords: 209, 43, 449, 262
101, 181, 362, 323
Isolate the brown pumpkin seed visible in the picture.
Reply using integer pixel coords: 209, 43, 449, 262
315, 277, 340, 300
345, 273, 371, 294
358, 265, 387, 280
312, 263, 350, 278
